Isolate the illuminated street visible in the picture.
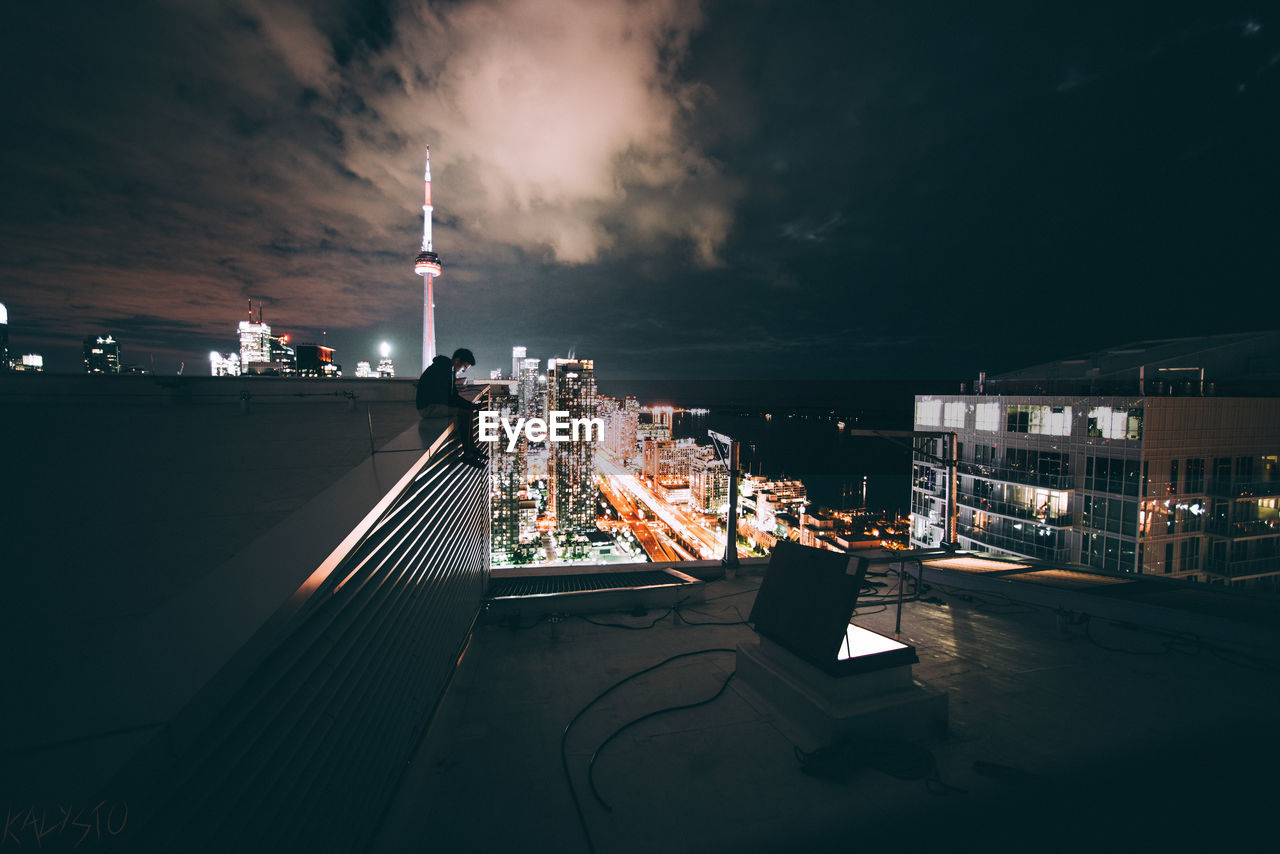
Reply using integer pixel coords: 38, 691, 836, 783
595, 450, 750, 562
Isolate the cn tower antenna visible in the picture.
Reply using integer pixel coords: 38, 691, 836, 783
413, 145, 443, 371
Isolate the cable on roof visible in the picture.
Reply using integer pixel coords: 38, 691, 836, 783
576, 606, 676, 630
560, 648, 737, 854
587, 670, 738, 812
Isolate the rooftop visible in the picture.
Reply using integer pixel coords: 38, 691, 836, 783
980, 329, 1280, 395
6, 373, 1280, 852
374, 554, 1280, 852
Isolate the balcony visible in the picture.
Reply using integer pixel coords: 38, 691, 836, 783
956, 522, 1071, 562
956, 491, 1072, 528
958, 461, 1073, 490
1207, 518, 1280, 538
1207, 478, 1280, 499
1205, 555, 1280, 580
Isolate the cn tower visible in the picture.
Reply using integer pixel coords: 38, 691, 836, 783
413, 146, 443, 370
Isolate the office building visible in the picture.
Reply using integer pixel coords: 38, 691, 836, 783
755, 480, 808, 532
83, 334, 121, 374
910, 333, 1280, 589
517, 357, 541, 418
377, 342, 395, 378
210, 352, 241, 377
511, 346, 526, 381
689, 455, 729, 514
0, 301, 8, 370
296, 344, 340, 377
489, 386, 527, 563
642, 438, 701, 487
547, 357, 597, 545
604, 407, 638, 463
270, 334, 296, 374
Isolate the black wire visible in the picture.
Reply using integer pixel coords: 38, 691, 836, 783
587, 671, 738, 811
576, 607, 674, 630
701, 584, 763, 603
559, 648, 737, 853
674, 606, 752, 627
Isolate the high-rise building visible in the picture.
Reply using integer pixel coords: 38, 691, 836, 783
604, 407, 639, 463
518, 358, 540, 417
909, 333, 1280, 589
296, 344, 339, 377
0, 301, 8, 370
355, 361, 374, 378
83, 334, 121, 374
511, 346, 526, 381
238, 300, 272, 374
548, 357, 597, 545
643, 438, 701, 486
535, 373, 549, 426
377, 342, 395, 378
690, 456, 730, 514
413, 146, 444, 371
210, 352, 241, 377
755, 481, 807, 532
14, 353, 44, 372
270, 334, 296, 374
489, 386, 527, 562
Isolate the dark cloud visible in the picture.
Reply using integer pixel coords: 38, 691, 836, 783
1, 0, 1277, 379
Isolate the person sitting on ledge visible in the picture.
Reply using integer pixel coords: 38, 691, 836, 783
417, 347, 485, 468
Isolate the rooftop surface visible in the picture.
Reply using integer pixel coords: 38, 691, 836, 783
373, 562, 1280, 852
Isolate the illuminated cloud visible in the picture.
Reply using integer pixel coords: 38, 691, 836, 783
344, 0, 733, 264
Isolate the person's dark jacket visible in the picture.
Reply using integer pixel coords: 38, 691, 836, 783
416, 355, 470, 409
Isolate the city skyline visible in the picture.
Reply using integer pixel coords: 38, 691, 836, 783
3, 1, 1278, 378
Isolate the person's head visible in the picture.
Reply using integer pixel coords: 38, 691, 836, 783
451, 347, 475, 373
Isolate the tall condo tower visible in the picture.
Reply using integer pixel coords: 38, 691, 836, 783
413, 146, 444, 371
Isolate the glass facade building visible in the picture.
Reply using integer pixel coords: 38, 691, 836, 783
547, 358, 598, 548
911, 394, 1280, 589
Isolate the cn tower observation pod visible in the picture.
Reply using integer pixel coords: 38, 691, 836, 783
414, 250, 442, 277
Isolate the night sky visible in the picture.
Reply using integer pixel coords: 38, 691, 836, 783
2, 1, 1277, 379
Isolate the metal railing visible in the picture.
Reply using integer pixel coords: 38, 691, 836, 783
956, 523, 1071, 562
958, 461, 1073, 490
1205, 555, 1280, 579
956, 491, 1072, 527
1207, 518, 1280, 538
113, 415, 490, 852
1207, 478, 1280, 499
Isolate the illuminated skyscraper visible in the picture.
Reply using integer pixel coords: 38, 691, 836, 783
511, 346, 526, 381
378, 342, 395, 378
548, 358, 597, 544
690, 455, 730, 514
413, 147, 443, 371
489, 386, 527, 562
518, 357, 540, 417
270, 333, 295, 374
238, 300, 271, 373
210, 352, 241, 376
83, 334, 121, 374
0, 302, 8, 370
